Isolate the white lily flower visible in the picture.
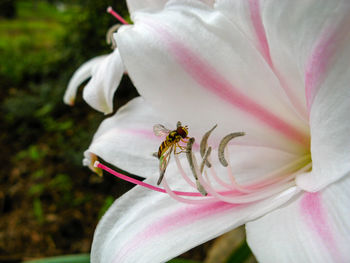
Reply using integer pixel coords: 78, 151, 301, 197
66, 0, 350, 262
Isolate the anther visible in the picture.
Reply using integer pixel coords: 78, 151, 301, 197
200, 124, 217, 168
199, 147, 212, 174
94, 160, 100, 168
186, 138, 207, 196
106, 24, 121, 49
218, 132, 245, 167
186, 137, 197, 180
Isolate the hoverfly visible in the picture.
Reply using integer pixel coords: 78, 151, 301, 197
153, 121, 189, 185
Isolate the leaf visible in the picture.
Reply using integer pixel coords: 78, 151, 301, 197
23, 254, 90, 263
204, 227, 245, 263
226, 240, 256, 263
33, 198, 44, 224
98, 196, 115, 219
204, 227, 257, 263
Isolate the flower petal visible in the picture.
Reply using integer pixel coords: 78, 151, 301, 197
91, 166, 300, 263
116, 0, 309, 154
216, 0, 309, 121
64, 55, 107, 106
84, 97, 170, 177
126, 0, 167, 14
296, 10, 350, 191
126, 0, 214, 15
246, 175, 350, 263
83, 49, 124, 114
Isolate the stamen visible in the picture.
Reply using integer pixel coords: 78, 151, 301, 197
106, 24, 121, 49
200, 124, 217, 167
94, 161, 203, 197
207, 159, 236, 190
227, 154, 312, 191
174, 154, 196, 188
107, 6, 129, 25
162, 178, 215, 204
94, 122, 311, 206
199, 169, 296, 204
186, 138, 207, 196
218, 132, 245, 167
199, 147, 212, 174
186, 137, 198, 180
225, 148, 255, 194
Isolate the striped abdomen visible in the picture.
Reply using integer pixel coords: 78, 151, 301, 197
157, 140, 171, 158
157, 131, 180, 158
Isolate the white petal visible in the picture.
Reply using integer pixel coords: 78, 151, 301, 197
91, 164, 300, 263
126, 0, 214, 14
216, 0, 309, 121
259, 0, 349, 110
126, 0, 167, 14
116, 0, 309, 154
64, 55, 106, 105
83, 49, 124, 114
296, 9, 350, 191
84, 97, 170, 177
246, 175, 350, 263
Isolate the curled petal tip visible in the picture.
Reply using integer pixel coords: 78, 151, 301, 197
107, 6, 112, 13
68, 98, 75, 106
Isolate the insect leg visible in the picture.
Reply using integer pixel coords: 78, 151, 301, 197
174, 143, 188, 154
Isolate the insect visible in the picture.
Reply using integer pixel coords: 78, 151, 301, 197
153, 121, 189, 185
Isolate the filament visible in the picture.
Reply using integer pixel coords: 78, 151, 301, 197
162, 178, 216, 204
174, 154, 196, 189
94, 161, 202, 197
107, 6, 129, 25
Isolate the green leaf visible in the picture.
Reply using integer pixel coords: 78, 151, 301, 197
98, 196, 115, 219
226, 240, 253, 263
29, 184, 45, 196
33, 198, 44, 224
23, 254, 90, 263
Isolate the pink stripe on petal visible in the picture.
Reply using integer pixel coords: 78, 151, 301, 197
305, 14, 350, 112
113, 201, 240, 262
305, 28, 336, 111
248, 0, 273, 67
142, 20, 309, 146
300, 192, 340, 260
248, 0, 308, 121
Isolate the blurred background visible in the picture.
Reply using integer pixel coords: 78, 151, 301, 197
0, 0, 255, 262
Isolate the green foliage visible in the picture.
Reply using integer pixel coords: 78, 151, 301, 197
98, 195, 115, 219
49, 174, 72, 192
24, 254, 90, 263
61, 0, 128, 64
226, 240, 253, 263
29, 183, 45, 196
0, 1, 70, 85
33, 197, 44, 224
0, 0, 135, 258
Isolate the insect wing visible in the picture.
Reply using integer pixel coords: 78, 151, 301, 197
157, 145, 173, 185
153, 124, 171, 137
